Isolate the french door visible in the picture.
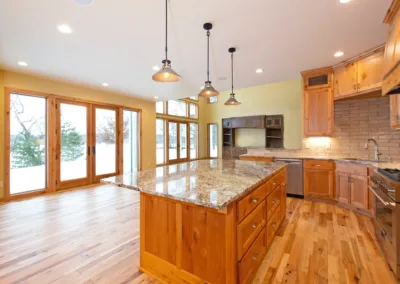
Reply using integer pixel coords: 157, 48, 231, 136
56, 99, 91, 189
168, 121, 188, 164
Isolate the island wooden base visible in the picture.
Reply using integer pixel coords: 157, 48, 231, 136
139, 167, 287, 284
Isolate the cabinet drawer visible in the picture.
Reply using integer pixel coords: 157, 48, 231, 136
266, 205, 281, 249
304, 159, 334, 170
266, 186, 281, 220
237, 201, 266, 260
336, 162, 368, 176
237, 183, 266, 222
238, 229, 266, 284
266, 173, 284, 195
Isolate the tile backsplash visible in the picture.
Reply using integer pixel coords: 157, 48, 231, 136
246, 96, 400, 161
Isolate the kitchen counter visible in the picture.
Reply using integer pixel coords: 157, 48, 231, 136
102, 159, 286, 210
239, 153, 400, 169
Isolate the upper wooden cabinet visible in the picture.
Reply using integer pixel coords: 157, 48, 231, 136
382, 1, 400, 96
390, 94, 400, 129
302, 68, 334, 137
334, 47, 384, 100
231, 115, 265, 129
303, 87, 334, 137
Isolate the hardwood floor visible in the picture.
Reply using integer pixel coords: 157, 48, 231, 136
0, 184, 396, 284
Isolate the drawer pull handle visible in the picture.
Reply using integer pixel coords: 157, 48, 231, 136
273, 182, 277, 185
315, 164, 321, 167
252, 253, 259, 261
272, 200, 276, 204
252, 222, 258, 229
272, 222, 277, 227
251, 198, 259, 203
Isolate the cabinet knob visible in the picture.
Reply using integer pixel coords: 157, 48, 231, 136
252, 253, 259, 261
272, 222, 277, 227
252, 222, 258, 229
272, 200, 276, 204
251, 198, 259, 203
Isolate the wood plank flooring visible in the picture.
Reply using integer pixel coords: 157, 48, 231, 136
0, 184, 397, 284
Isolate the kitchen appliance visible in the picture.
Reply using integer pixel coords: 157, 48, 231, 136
370, 168, 400, 278
275, 158, 303, 197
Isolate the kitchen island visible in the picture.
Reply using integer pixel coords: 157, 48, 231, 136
102, 159, 287, 284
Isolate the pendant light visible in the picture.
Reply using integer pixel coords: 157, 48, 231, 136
198, 23, 219, 98
152, 0, 181, 82
224, 48, 241, 106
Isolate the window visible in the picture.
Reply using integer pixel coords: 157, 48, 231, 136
123, 110, 140, 173
10, 93, 47, 194
189, 96, 198, 101
156, 119, 166, 165
208, 97, 218, 104
190, 123, 198, 159
189, 104, 198, 119
156, 101, 164, 114
208, 124, 218, 158
168, 100, 187, 117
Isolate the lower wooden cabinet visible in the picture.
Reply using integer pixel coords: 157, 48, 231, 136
350, 174, 369, 210
336, 171, 350, 204
239, 156, 274, 162
304, 168, 334, 199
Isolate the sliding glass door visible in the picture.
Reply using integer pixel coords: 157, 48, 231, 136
123, 109, 140, 173
208, 124, 218, 158
9, 93, 47, 195
168, 121, 188, 164
56, 100, 90, 189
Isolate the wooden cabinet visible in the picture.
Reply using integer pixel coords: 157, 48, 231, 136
232, 116, 265, 129
334, 47, 384, 100
390, 94, 400, 129
336, 171, 350, 204
304, 160, 334, 199
382, 2, 400, 96
303, 87, 334, 137
350, 174, 369, 210
239, 156, 274, 162
334, 63, 357, 98
302, 67, 333, 90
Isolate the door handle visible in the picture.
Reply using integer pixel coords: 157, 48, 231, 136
92, 146, 96, 155
87, 146, 90, 155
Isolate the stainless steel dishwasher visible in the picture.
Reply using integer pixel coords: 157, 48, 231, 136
274, 158, 304, 197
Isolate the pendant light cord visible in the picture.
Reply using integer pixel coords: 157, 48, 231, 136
207, 30, 210, 81
231, 52, 234, 94
165, 0, 168, 61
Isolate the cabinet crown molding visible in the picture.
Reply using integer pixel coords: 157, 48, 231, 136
384, 0, 400, 24
333, 44, 385, 69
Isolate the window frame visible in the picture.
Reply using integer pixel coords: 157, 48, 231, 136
207, 123, 219, 158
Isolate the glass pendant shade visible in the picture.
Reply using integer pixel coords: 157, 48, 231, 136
152, 60, 182, 83
224, 93, 241, 105
198, 81, 219, 97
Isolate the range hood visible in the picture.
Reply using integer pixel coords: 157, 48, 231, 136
387, 84, 400, 95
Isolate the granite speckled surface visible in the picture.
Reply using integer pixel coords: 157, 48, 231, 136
101, 159, 286, 210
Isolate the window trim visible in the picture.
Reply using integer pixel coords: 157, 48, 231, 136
207, 96, 218, 104
207, 123, 219, 158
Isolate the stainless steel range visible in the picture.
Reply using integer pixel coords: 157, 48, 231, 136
370, 168, 400, 278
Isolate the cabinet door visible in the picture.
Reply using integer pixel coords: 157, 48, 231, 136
357, 50, 384, 92
390, 94, 400, 129
350, 174, 368, 210
334, 63, 357, 98
304, 88, 333, 137
383, 14, 399, 78
281, 183, 287, 222
304, 169, 334, 199
336, 172, 350, 204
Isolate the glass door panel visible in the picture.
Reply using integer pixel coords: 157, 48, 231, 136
156, 119, 166, 165
179, 123, 187, 159
208, 124, 218, 158
93, 106, 118, 181
123, 110, 140, 173
168, 122, 178, 161
57, 100, 90, 189
9, 93, 47, 195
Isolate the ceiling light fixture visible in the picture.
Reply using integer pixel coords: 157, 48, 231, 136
198, 23, 219, 98
152, 0, 181, 82
18, 61, 28, 67
256, 68, 264, 73
102, 83, 108, 87
334, 51, 344, 57
73, 0, 93, 5
339, 0, 351, 3
58, 24, 73, 34
154, 96, 159, 99
224, 48, 241, 106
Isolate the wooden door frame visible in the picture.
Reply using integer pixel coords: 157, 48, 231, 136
4, 88, 53, 201
91, 104, 120, 183
55, 99, 92, 190
207, 123, 218, 158
167, 120, 189, 165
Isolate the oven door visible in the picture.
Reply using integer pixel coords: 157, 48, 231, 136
369, 185, 398, 275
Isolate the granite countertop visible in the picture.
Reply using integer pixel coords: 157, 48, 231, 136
101, 159, 286, 210
239, 153, 400, 169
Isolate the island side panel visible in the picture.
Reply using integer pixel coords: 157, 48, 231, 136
139, 192, 237, 284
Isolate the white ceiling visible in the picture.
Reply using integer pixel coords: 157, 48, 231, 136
0, 0, 392, 101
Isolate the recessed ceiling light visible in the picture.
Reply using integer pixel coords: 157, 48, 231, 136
154, 96, 159, 99
153, 65, 160, 71
102, 83, 108, 87
334, 51, 344, 57
18, 61, 28, 67
256, 68, 264, 73
74, 0, 93, 5
339, 0, 351, 3
58, 24, 73, 34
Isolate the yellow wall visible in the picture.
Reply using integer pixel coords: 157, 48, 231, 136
203, 79, 303, 157
0, 70, 156, 199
